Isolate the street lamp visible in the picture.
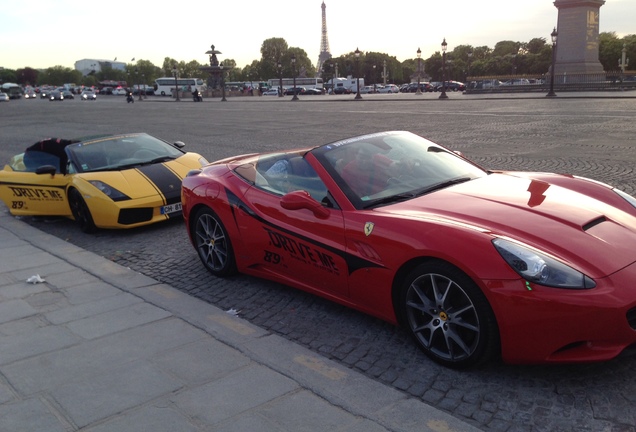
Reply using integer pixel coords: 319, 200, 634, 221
135, 67, 142, 101
372, 64, 376, 93
354, 47, 362, 100
619, 43, 629, 74
439, 38, 448, 99
220, 65, 227, 102
171, 64, 180, 101
291, 53, 299, 101
277, 60, 283, 97
416, 47, 422, 95
467, 51, 473, 83
329, 62, 334, 94
383, 59, 387, 85
619, 43, 629, 89
546, 27, 558, 97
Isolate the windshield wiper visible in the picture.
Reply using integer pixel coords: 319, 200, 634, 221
147, 155, 177, 164
418, 177, 472, 194
362, 192, 417, 209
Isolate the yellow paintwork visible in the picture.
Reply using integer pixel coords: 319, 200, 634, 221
0, 152, 205, 229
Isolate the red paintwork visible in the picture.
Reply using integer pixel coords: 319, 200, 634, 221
182, 134, 636, 365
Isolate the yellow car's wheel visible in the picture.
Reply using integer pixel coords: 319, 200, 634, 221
69, 188, 97, 233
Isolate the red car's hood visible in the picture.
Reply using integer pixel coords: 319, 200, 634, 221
378, 173, 636, 276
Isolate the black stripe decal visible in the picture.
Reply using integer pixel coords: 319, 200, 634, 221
136, 164, 182, 205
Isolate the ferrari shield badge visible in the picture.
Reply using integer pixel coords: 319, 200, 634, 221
364, 222, 375, 237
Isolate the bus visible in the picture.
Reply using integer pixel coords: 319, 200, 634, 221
154, 77, 207, 96
1, 83, 22, 99
266, 77, 323, 91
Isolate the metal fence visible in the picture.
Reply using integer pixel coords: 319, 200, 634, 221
464, 71, 636, 94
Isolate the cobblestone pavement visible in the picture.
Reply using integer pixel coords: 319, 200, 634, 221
2, 94, 636, 432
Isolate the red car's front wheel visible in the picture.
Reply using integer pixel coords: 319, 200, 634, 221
399, 261, 500, 368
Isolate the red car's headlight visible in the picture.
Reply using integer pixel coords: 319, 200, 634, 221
493, 237, 596, 289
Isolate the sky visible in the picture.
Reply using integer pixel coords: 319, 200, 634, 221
0, 0, 633, 72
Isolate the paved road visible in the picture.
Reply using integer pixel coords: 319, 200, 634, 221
2, 93, 636, 432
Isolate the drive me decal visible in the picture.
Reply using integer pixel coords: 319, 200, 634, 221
225, 188, 384, 276
264, 226, 339, 275
8, 186, 64, 201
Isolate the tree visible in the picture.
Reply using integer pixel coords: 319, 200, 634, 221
260, 37, 289, 80
364, 52, 403, 85
15, 67, 38, 86
288, 47, 314, 78
241, 60, 261, 83
161, 57, 179, 77
526, 38, 548, 55
220, 59, 240, 82
492, 41, 521, 57
125, 59, 162, 86
36, 66, 82, 86
0, 69, 16, 84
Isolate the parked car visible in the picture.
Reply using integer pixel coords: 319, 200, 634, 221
435, 81, 466, 92
0, 133, 208, 232
502, 78, 531, 86
403, 82, 434, 93
132, 87, 155, 96
332, 86, 352, 94
181, 130, 636, 368
49, 90, 64, 101
377, 84, 399, 93
81, 90, 97, 101
469, 79, 503, 90
359, 86, 377, 94
284, 87, 306, 96
263, 88, 279, 96
303, 88, 324, 95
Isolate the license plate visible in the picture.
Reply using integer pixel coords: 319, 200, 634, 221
160, 202, 182, 215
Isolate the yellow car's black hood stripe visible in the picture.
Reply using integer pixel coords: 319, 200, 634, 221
136, 164, 182, 205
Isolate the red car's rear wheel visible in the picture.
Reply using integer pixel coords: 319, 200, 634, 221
192, 207, 237, 277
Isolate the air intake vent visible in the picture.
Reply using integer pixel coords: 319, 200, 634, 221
582, 216, 607, 231
627, 307, 636, 330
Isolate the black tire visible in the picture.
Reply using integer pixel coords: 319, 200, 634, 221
399, 261, 499, 368
68, 188, 97, 233
191, 207, 237, 277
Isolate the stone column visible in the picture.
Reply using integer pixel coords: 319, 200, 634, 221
553, 0, 605, 74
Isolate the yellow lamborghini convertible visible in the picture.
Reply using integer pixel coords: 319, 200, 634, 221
0, 133, 208, 232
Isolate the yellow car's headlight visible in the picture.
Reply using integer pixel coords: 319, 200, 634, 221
88, 180, 130, 201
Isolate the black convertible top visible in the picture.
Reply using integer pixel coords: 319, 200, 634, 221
23, 138, 78, 173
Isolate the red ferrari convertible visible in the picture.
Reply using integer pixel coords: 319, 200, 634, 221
182, 131, 636, 368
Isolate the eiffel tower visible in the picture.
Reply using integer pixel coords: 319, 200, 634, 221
316, 1, 331, 76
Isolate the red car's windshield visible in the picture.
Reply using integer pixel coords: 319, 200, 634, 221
312, 131, 487, 208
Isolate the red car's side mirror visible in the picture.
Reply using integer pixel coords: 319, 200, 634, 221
280, 190, 329, 219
